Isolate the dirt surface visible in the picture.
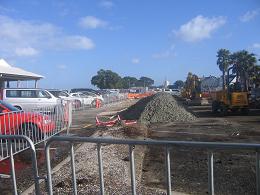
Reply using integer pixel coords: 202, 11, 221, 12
143, 100, 260, 195
2, 95, 260, 194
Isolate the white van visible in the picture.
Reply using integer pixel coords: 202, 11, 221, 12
0, 88, 61, 111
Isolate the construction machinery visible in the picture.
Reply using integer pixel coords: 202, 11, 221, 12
181, 73, 204, 105
182, 73, 202, 99
211, 65, 249, 115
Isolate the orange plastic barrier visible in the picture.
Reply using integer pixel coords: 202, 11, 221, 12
127, 92, 154, 99
96, 115, 137, 127
96, 98, 101, 108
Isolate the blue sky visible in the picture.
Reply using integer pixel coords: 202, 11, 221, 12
0, 0, 260, 89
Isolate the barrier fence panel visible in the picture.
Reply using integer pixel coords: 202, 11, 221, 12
45, 136, 260, 195
0, 135, 40, 195
72, 93, 129, 111
0, 101, 72, 161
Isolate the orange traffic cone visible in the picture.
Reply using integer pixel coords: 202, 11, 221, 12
96, 98, 101, 108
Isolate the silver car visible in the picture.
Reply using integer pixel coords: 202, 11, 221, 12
1, 88, 61, 111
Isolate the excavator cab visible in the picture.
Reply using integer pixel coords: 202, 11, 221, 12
212, 65, 249, 115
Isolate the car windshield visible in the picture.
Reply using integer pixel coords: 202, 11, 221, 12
59, 91, 69, 97
49, 91, 60, 97
0, 100, 19, 111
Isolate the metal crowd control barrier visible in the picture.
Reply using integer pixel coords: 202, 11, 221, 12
0, 102, 72, 161
72, 93, 129, 111
45, 136, 260, 195
0, 135, 40, 195
103, 93, 128, 105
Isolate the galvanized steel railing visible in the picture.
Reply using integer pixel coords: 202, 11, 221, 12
0, 135, 40, 195
72, 93, 129, 111
0, 102, 72, 161
45, 136, 260, 195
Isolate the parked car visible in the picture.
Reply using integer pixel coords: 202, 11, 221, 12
0, 88, 61, 111
81, 91, 104, 100
171, 89, 181, 97
163, 88, 181, 96
47, 89, 82, 108
70, 92, 103, 107
0, 100, 55, 140
70, 88, 101, 96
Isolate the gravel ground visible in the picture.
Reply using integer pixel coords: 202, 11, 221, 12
121, 93, 196, 125
44, 126, 166, 195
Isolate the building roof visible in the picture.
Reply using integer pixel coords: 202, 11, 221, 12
0, 59, 44, 81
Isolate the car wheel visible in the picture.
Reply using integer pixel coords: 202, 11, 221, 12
14, 106, 22, 110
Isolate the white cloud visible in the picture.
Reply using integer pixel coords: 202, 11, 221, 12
62, 36, 95, 49
240, 9, 259, 22
153, 45, 176, 59
15, 47, 39, 57
99, 0, 114, 9
174, 15, 226, 42
252, 43, 260, 49
57, 64, 67, 70
79, 16, 107, 29
132, 58, 140, 64
0, 15, 94, 58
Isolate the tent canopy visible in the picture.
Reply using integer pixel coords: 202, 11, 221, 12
0, 59, 44, 81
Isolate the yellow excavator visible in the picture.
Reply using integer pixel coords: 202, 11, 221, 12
211, 65, 249, 115
182, 74, 202, 100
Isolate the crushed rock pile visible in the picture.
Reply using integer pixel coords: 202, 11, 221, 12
121, 93, 196, 124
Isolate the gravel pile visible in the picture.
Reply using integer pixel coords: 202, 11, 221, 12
121, 93, 196, 124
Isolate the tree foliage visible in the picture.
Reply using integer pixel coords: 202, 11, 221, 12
137, 76, 154, 87
216, 49, 258, 90
217, 49, 231, 89
91, 69, 154, 89
91, 69, 122, 89
172, 80, 184, 89
121, 76, 139, 88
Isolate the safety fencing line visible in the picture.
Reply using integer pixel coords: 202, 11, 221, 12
0, 135, 40, 195
72, 93, 129, 112
45, 136, 260, 195
0, 102, 72, 161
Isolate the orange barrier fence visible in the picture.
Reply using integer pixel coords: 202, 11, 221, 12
127, 92, 154, 99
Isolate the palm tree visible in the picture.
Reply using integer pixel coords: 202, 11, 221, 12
230, 50, 257, 90
248, 63, 260, 88
217, 49, 231, 89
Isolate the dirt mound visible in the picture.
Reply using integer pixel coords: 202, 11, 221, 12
120, 93, 196, 124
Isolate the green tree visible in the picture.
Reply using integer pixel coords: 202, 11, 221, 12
173, 80, 184, 89
230, 50, 257, 90
249, 64, 260, 87
121, 76, 138, 88
217, 49, 231, 89
137, 76, 154, 87
91, 69, 122, 89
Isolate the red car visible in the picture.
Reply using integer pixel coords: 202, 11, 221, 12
0, 100, 55, 141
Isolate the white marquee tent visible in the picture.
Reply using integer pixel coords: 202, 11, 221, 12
0, 59, 44, 88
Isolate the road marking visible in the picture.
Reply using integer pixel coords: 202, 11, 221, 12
83, 124, 93, 128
